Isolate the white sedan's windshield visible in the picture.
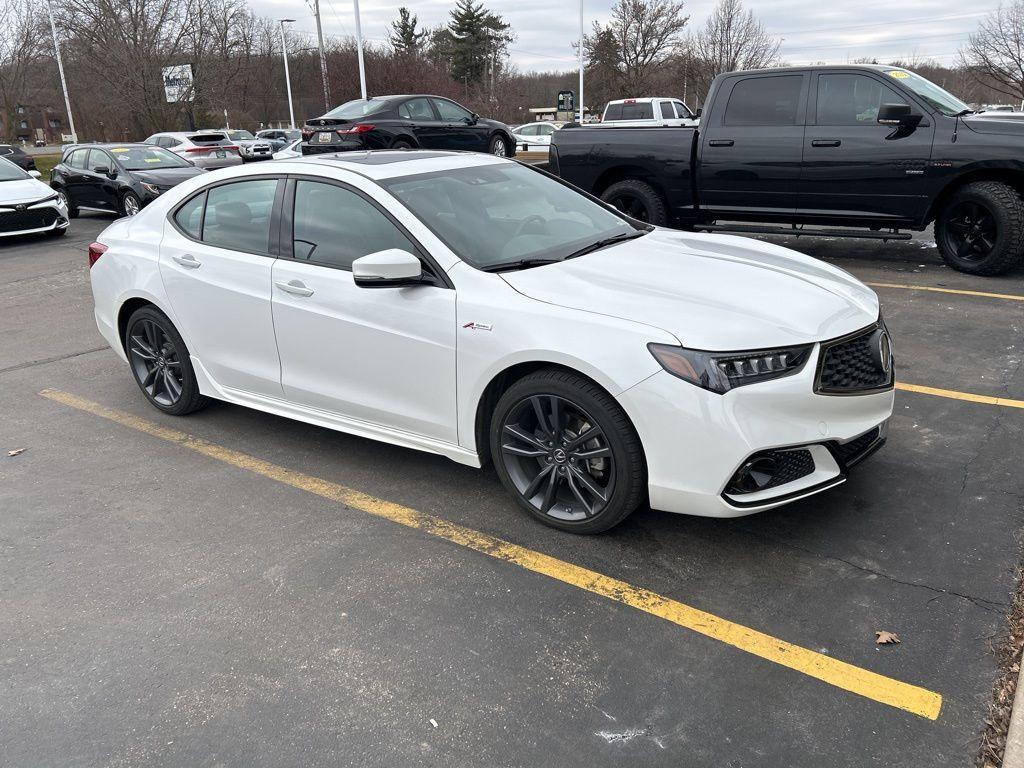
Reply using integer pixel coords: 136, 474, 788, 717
0, 156, 28, 182
381, 164, 641, 269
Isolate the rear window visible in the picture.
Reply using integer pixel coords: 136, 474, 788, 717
724, 75, 804, 126
604, 102, 655, 121
187, 133, 227, 144
323, 98, 391, 119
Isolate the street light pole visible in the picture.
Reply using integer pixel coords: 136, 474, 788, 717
311, 0, 331, 111
278, 19, 297, 129
352, 0, 368, 99
43, 0, 77, 143
578, 0, 584, 123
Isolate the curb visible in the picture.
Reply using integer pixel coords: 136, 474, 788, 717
1003, 661, 1024, 767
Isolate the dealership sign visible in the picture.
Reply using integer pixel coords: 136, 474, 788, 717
162, 64, 194, 103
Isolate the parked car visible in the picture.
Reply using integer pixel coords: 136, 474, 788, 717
0, 144, 37, 172
87, 150, 892, 534
301, 95, 516, 157
219, 129, 274, 161
51, 144, 206, 218
256, 128, 302, 152
142, 131, 243, 170
34, 139, 47, 148
272, 139, 302, 159
510, 121, 564, 152
598, 97, 698, 127
0, 155, 68, 239
551, 65, 1024, 276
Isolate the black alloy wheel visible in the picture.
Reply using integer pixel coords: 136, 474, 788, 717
125, 306, 208, 415
490, 368, 645, 533
599, 179, 668, 226
607, 192, 650, 221
940, 200, 997, 262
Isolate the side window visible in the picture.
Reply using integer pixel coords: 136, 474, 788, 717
432, 98, 473, 122
87, 149, 110, 171
159, 137, 177, 149
519, 125, 539, 136
604, 104, 623, 120
143, 136, 157, 145
659, 101, 674, 120
399, 98, 435, 120
724, 75, 804, 126
67, 149, 88, 169
674, 101, 689, 118
203, 179, 279, 253
816, 74, 909, 126
292, 180, 417, 271
538, 124, 556, 135
174, 192, 206, 239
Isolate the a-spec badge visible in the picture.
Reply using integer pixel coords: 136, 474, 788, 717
462, 322, 493, 331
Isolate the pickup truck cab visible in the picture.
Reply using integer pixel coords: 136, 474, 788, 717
598, 97, 698, 128
550, 65, 1024, 275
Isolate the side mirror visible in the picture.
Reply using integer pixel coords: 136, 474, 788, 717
28, 169, 41, 179
352, 249, 423, 288
467, 113, 479, 125
94, 165, 116, 177
694, 108, 703, 118
877, 103, 922, 128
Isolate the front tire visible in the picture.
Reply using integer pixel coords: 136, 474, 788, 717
600, 179, 667, 226
488, 135, 510, 157
935, 181, 1024, 275
56, 188, 78, 218
121, 191, 142, 217
490, 368, 646, 534
125, 306, 208, 416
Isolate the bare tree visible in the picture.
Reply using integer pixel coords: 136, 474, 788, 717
685, 0, 779, 102
960, 2, 1024, 103
0, 0, 43, 141
584, 0, 689, 95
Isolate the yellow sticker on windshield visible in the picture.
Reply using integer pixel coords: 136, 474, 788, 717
111, 148, 129, 152
887, 71, 910, 79
144, 158, 161, 163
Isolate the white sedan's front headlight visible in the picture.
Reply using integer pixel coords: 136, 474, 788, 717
648, 343, 813, 394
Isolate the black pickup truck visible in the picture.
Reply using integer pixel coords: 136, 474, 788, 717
549, 65, 1024, 275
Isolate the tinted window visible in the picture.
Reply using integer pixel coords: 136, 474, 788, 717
659, 101, 674, 119
724, 76, 804, 126
816, 74, 908, 125
292, 180, 417, 270
203, 179, 278, 253
398, 98, 434, 120
433, 99, 472, 122
87, 149, 111, 171
175, 192, 206, 239
603, 104, 622, 120
323, 98, 391, 119
67, 149, 89, 169
674, 101, 690, 118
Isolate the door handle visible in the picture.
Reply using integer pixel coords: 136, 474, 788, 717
172, 253, 201, 269
275, 279, 314, 297
708, 139, 734, 147
811, 139, 842, 147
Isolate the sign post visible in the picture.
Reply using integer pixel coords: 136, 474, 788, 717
557, 91, 575, 122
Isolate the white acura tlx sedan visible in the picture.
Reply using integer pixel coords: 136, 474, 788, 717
88, 150, 894, 533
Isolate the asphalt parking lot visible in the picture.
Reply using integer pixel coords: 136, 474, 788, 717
2, 213, 1023, 767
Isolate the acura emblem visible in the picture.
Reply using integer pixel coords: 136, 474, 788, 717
878, 331, 892, 373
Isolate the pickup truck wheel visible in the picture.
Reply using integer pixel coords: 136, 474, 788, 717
601, 180, 667, 226
936, 182, 1024, 275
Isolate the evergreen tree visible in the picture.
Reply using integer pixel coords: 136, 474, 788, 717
442, 0, 513, 87
388, 7, 428, 57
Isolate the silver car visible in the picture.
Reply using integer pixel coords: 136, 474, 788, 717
143, 132, 243, 170
221, 129, 274, 162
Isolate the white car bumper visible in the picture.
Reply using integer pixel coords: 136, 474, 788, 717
0, 199, 69, 238
618, 344, 894, 518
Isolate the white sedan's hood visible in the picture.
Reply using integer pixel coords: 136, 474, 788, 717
501, 230, 880, 350
0, 177, 55, 205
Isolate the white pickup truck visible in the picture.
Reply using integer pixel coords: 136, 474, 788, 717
597, 97, 698, 127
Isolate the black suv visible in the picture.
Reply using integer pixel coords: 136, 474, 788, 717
0, 144, 37, 172
302, 95, 515, 157
51, 144, 205, 218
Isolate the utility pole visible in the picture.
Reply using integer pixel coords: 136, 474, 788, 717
310, 0, 331, 111
279, 19, 297, 128
43, 0, 77, 143
578, 0, 584, 123
353, 0, 368, 99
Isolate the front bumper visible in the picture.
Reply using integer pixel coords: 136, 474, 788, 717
617, 343, 894, 518
0, 201, 69, 238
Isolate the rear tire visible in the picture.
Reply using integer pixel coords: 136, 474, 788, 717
935, 181, 1024, 275
125, 306, 209, 416
391, 139, 414, 149
600, 179, 667, 226
490, 368, 646, 534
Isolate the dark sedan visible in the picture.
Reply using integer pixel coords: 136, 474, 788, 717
0, 144, 37, 172
51, 144, 206, 218
301, 95, 515, 157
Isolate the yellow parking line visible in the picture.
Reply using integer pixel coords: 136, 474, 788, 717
866, 282, 1024, 303
39, 387, 944, 721
896, 382, 1024, 409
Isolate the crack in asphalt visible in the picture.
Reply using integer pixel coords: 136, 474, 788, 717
0, 346, 107, 376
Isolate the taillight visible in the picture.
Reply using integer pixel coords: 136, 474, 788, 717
301, 129, 313, 141
336, 124, 374, 135
88, 242, 108, 268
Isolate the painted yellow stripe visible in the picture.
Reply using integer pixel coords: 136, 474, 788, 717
896, 382, 1024, 409
866, 282, 1024, 303
39, 387, 943, 721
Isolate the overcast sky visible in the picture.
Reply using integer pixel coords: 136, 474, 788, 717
252, 0, 997, 74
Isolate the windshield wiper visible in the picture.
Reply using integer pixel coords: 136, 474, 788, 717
953, 108, 976, 117
479, 257, 563, 273
564, 230, 647, 260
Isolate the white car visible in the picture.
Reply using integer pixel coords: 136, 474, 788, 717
0, 156, 69, 239
272, 139, 302, 160
598, 97, 698, 127
143, 132, 243, 170
87, 151, 893, 533
510, 122, 563, 152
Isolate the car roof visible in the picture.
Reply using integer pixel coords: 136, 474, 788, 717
275, 150, 513, 181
